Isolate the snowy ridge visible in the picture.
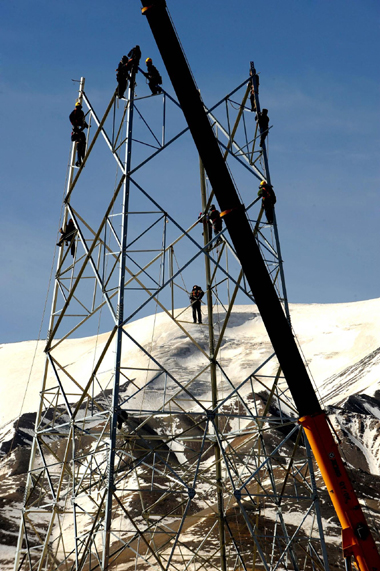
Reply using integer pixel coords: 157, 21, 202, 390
1, 298, 380, 568
320, 347, 380, 405
1, 298, 380, 428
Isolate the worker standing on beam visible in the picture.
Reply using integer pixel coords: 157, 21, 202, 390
189, 285, 204, 324
249, 66, 259, 112
142, 57, 162, 94
69, 101, 88, 130
126, 45, 142, 74
116, 55, 130, 99
71, 128, 86, 167
258, 181, 276, 225
256, 108, 269, 147
209, 204, 223, 244
198, 211, 212, 242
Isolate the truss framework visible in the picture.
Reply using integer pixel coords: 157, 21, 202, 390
14, 65, 330, 571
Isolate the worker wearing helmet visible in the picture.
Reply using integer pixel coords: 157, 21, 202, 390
142, 57, 162, 95
189, 285, 204, 324
198, 211, 212, 242
258, 181, 276, 225
69, 101, 88, 130
209, 204, 223, 245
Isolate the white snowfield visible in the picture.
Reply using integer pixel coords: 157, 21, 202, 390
1, 297, 379, 429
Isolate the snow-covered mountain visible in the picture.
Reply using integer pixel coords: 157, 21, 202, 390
1, 298, 380, 569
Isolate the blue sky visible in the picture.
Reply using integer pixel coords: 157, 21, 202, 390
0, 0, 379, 343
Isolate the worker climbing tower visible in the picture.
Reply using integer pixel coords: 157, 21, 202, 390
12, 25, 344, 571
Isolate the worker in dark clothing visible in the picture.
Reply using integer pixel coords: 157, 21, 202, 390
258, 181, 276, 225
198, 212, 212, 242
71, 128, 86, 167
209, 204, 223, 245
116, 55, 130, 99
57, 218, 77, 257
256, 108, 269, 147
117, 409, 128, 430
249, 67, 259, 112
250, 84, 256, 112
69, 102, 88, 130
142, 58, 162, 95
126, 45, 141, 75
189, 285, 204, 324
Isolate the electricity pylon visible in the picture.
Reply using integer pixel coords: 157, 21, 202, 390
14, 62, 330, 571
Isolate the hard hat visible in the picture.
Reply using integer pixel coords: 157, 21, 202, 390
146, 57, 152, 64
260, 181, 266, 186
75, 101, 81, 107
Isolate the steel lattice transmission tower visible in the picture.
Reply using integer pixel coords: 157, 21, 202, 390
14, 59, 331, 571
